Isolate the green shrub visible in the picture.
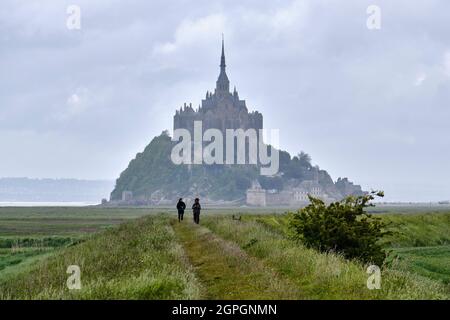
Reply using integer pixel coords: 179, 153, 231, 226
288, 191, 389, 265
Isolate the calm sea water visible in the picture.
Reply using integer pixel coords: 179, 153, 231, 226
0, 202, 99, 207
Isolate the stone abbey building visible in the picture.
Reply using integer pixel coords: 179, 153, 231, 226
173, 38, 263, 136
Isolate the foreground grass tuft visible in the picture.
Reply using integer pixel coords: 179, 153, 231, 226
0, 215, 201, 299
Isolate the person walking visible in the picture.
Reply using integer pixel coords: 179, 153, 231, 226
192, 198, 201, 224
176, 198, 186, 222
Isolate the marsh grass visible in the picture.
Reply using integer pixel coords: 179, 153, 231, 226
380, 213, 450, 247
1, 208, 448, 300
252, 212, 450, 285
388, 245, 450, 284
203, 216, 449, 299
0, 215, 201, 299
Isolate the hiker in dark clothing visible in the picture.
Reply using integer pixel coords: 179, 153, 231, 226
176, 198, 186, 222
192, 198, 201, 224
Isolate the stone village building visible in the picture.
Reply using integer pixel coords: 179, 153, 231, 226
246, 180, 329, 207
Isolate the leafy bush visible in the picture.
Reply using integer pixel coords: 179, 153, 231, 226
288, 191, 389, 265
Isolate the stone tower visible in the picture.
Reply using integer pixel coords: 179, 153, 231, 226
173, 37, 263, 137
216, 36, 230, 96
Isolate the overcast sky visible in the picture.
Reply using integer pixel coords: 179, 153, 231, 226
1, 0, 449, 202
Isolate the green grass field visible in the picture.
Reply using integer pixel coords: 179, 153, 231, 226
0, 206, 448, 299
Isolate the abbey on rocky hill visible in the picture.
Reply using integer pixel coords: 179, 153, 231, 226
109, 38, 365, 207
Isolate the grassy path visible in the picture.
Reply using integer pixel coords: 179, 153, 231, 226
172, 219, 302, 299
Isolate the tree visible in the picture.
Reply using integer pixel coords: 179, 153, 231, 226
288, 191, 388, 265
298, 152, 312, 168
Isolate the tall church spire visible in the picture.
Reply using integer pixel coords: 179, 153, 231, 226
216, 34, 230, 95
220, 34, 226, 71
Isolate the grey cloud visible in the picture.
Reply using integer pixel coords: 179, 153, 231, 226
0, 0, 449, 201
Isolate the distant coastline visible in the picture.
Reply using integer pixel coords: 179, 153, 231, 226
1, 201, 448, 210
0, 201, 100, 207
0, 178, 114, 203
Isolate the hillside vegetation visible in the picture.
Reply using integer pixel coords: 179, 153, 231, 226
110, 132, 259, 202
110, 132, 361, 202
